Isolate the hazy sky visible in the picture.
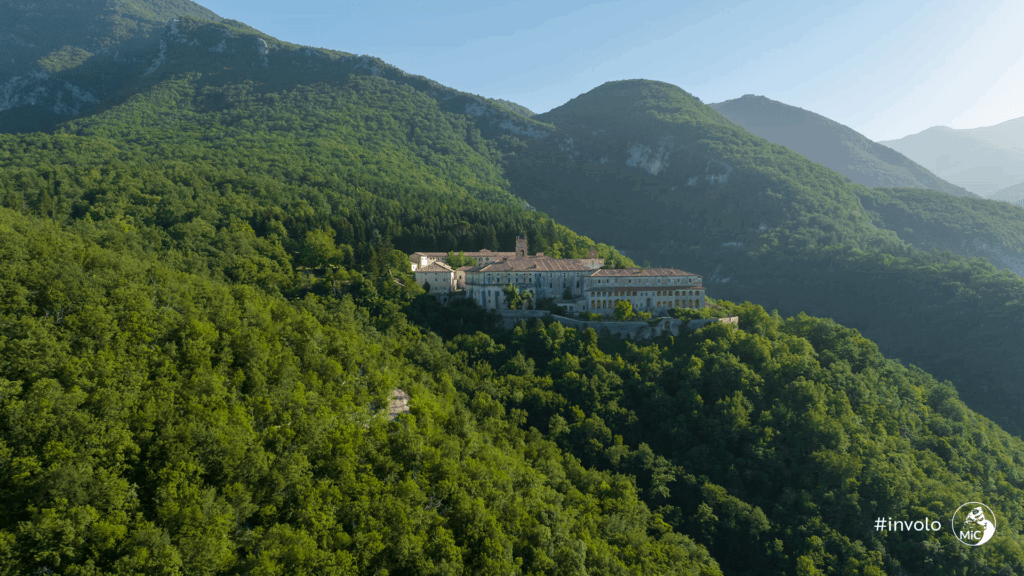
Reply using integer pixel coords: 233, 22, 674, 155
200, 0, 1024, 142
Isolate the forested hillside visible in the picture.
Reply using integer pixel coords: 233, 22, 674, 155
5, 203, 1024, 574
0, 0, 223, 133
5, 4, 1024, 574
501, 79, 1024, 436
855, 187, 1024, 276
0, 206, 718, 575
0, 16, 634, 274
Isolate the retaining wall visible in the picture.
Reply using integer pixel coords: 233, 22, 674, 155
686, 316, 739, 331
499, 312, 741, 339
498, 311, 699, 340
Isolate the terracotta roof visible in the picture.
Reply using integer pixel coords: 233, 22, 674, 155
469, 251, 517, 258
587, 285, 704, 292
465, 256, 592, 273
417, 261, 454, 273
589, 267, 700, 277
410, 250, 518, 259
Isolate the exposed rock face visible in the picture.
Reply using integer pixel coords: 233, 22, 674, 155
0, 66, 98, 114
255, 38, 269, 67
388, 389, 410, 420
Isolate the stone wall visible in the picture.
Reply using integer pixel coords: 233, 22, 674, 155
498, 312, 739, 340
498, 311, 690, 340
497, 310, 553, 329
686, 316, 739, 331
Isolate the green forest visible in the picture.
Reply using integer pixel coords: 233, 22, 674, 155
4, 4, 1024, 574
6, 201, 1024, 574
503, 80, 1024, 437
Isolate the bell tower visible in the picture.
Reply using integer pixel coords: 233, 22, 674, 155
516, 232, 528, 258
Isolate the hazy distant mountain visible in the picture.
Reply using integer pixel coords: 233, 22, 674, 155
708, 94, 976, 197
987, 180, 1024, 208
879, 118, 1024, 197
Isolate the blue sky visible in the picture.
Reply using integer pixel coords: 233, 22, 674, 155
200, 0, 1024, 141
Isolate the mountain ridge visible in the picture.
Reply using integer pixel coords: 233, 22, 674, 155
4, 3, 1024, 574
7, 14, 1024, 440
499, 79, 1024, 439
989, 180, 1024, 207
708, 94, 976, 197
879, 118, 1024, 197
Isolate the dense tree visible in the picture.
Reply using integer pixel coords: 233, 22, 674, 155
502, 283, 522, 310
446, 251, 477, 268
614, 299, 635, 320
0, 206, 720, 575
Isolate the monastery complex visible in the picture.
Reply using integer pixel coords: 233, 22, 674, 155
410, 234, 706, 317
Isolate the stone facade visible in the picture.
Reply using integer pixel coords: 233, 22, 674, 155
410, 235, 707, 316
413, 261, 455, 294
686, 316, 739, 331
464, 256, 592, 312
584, 268, 705, 316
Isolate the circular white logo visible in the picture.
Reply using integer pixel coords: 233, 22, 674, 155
952, 502, 996, 546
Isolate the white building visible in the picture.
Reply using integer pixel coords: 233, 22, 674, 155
413, 261, 455, 294
464, 256, 592, 312
584, 268, 704, 316
409, 234, 708, 317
